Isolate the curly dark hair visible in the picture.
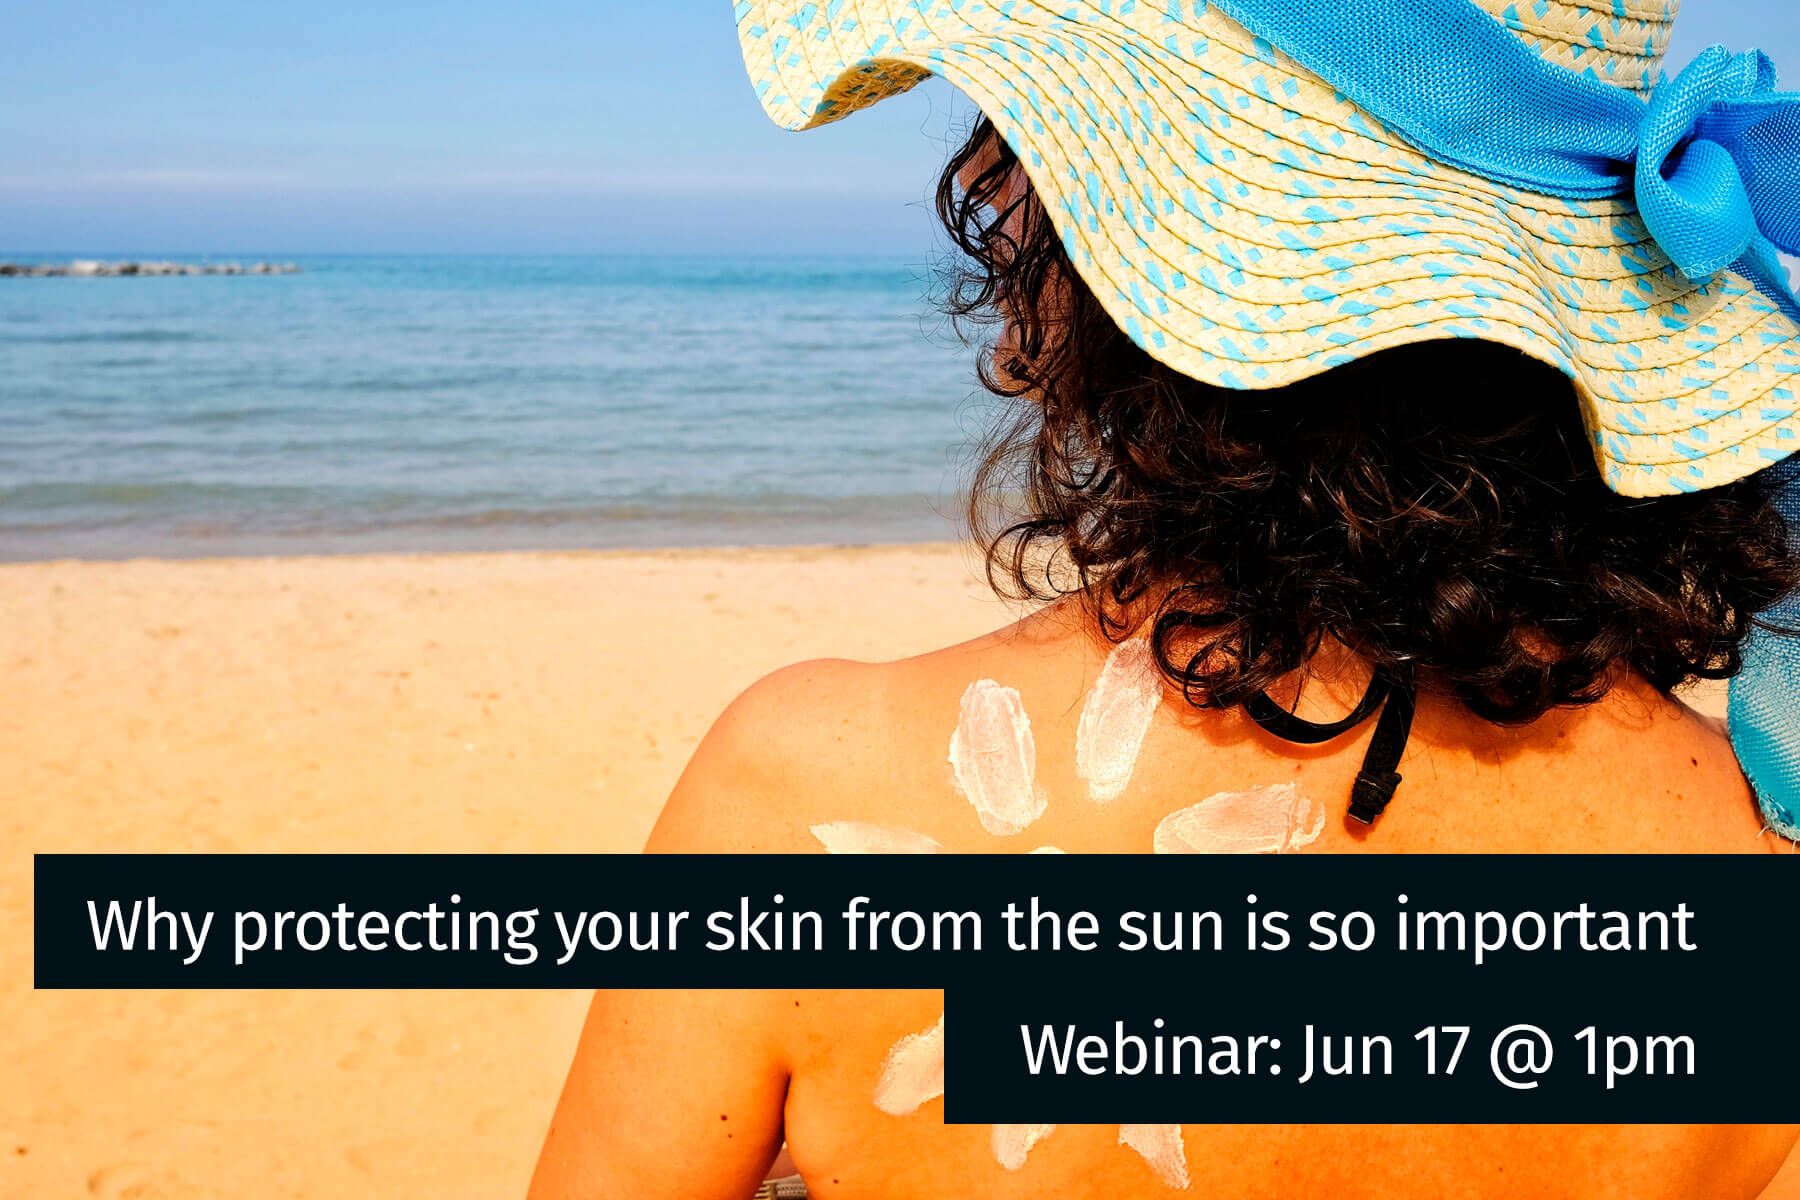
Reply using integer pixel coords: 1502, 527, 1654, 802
938, 116, 1799, 724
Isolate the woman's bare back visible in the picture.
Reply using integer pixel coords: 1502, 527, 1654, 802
532, 603, 1793, 1200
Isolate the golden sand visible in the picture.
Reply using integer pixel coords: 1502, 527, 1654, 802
0, 544, 1011, 1199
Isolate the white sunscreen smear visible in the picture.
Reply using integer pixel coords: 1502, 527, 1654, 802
1119, 1123, 1191, 1190
810, 822, 944, 855
1076, 639, 1162, 802
948, 680, 1046, 836
992, 1123, 1058, 1170
1153, 783, 1325, 855
873, 1014, 946, 1116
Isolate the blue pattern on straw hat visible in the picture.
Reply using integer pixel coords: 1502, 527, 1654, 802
730, 0, 1800, 824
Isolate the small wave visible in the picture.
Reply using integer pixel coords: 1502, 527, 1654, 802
0, 492, 960, 561
0, 480, 323, 509
3, 328, 210, 346
86, 356, 164, 370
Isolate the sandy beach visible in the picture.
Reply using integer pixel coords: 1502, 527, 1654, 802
0, 543, 1012, 1199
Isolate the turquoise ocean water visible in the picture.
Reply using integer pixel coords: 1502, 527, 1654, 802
0, 255, 983, 561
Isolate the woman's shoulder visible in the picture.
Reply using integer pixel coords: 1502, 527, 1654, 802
647, 608, 1095, 853
649, 614, 1784, 856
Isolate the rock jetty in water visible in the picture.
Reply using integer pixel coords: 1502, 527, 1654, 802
0, 260, 301, 278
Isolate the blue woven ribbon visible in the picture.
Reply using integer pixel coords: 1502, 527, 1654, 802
1204, 0, 1800, 823
1731, 464, 1800, 837
1638, 48, 1800, 312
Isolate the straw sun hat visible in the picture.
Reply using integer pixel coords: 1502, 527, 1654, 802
732, 0, 1800, 499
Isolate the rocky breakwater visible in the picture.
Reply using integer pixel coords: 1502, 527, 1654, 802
0, 260, 301, 278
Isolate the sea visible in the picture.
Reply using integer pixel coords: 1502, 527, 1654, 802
0, 255, 988, 561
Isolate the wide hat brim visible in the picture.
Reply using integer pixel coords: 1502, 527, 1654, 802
734, 0, 1800, 497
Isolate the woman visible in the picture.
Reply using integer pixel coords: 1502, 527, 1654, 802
531, 0, 1800, 1195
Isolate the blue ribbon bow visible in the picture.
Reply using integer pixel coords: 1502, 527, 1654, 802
1637, 47, 1800, 306
1639, 52, 1800, 832
1205, 0, 1800, 825
1645, 58, 1800, 822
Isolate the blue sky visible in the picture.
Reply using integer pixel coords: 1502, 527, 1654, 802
2, 1, 1795, 255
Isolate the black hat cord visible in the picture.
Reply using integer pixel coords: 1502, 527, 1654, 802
1243, 667, 1417, 826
